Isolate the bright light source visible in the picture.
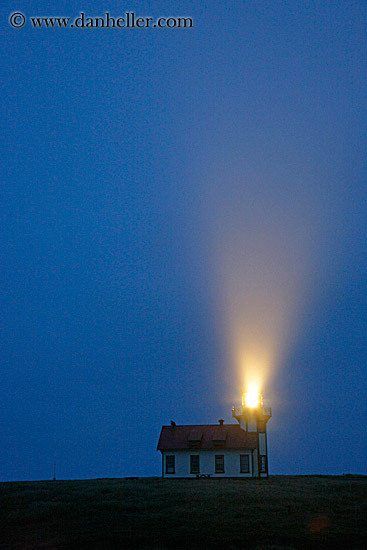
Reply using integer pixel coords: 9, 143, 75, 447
246, 391, 259, 407
243, 385, 261, 408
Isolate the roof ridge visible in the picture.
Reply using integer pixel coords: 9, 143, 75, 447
162, 423, 238, 427
157, 424, 257, 451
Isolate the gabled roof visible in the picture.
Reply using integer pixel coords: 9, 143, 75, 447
157, 424, 257, 451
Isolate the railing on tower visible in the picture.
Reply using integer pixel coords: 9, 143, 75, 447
232, 406, 272, 418
263, 407, 272, 417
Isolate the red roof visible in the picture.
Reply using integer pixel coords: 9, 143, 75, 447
157, 424, 257, 451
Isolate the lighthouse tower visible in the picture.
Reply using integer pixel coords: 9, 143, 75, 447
232, 390, 272, 478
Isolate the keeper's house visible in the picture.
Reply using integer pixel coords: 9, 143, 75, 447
157, 390, 271, 479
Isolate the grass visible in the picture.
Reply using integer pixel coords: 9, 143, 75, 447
0, 476, 366, 549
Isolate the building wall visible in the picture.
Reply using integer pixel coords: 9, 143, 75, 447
259, 433, 266, 455
161, 449, 254, 478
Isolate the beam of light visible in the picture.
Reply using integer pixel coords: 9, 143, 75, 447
193, 138, 325, 401
212, 197, 313, 399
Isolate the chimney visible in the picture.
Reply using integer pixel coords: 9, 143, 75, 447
218, 419, 224, 426
170, 420, 176, 427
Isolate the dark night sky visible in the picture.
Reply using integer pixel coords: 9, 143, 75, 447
1, 1, 366, 480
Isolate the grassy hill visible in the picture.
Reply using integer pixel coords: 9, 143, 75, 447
0, 476, 366, 549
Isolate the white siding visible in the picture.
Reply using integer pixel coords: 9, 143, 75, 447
259, 433, 266, 455
247, 419, 257, 432
162, 450, 253, 478
239, 418, 247, 431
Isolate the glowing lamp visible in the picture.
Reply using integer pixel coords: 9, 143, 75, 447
242, 386, 263, 408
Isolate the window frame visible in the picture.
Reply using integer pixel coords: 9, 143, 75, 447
190, 454, 200, 474
240, 454, 250, 473
215, 454, 225, 474
259, 455, 266, 474
165, 455, 175, 474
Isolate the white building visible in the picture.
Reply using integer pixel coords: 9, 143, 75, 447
157, 391, 271, 478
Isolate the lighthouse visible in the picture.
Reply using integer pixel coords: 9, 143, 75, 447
157, 388, 272, 478
232, 389, 272, 478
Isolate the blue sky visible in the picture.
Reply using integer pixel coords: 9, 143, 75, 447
1, 1, 366, 480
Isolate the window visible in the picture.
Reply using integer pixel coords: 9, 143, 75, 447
188, 430, 202, 448
240, 454, 250, 473
190, 455, 200, 474
215, 455, 224, 473
165, 455, 175, 474
259, 455, 266, 474
212, 430, 227, 447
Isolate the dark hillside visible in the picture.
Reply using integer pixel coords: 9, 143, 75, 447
0, 476, 366, 549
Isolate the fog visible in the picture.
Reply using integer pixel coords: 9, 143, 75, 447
193, 129, 341, 404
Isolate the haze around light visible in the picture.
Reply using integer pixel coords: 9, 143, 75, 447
193, 131, 337, 405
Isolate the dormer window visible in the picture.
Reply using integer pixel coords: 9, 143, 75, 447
212, 430, 227, 446
188, 430, 202, 448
